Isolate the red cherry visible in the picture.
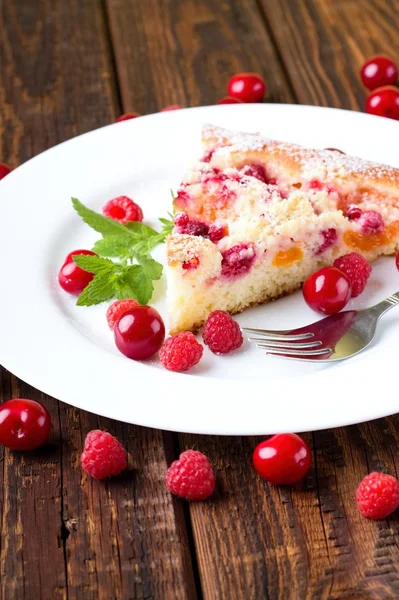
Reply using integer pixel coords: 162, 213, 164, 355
161, 105, 182, 111
58, 249, 97, 294
253, 433, 311, 485
115, 112, 140, 123
0, 162, 12, 180
303, 266, 352, 315
114, 306, 165, 360
365, 86, 399, 120
0, 399, 51, 451
217, 96, 243, 105
227, 73, 266, 103
360, 55, 398, 90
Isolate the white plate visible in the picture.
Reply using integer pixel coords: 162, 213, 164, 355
1, 104, 399, 435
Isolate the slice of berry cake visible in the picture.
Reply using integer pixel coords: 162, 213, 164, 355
166, 124, 399, 333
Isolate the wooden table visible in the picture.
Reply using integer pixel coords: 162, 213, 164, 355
1, 1, 399, 598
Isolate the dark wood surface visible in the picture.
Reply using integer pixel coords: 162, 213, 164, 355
1, 0, 399, 598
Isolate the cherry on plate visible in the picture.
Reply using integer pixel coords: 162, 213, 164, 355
0, 162, 12, 180
58, 249, 97, 294
365, 86, 399, 120
253, 433, 311, 485
217, 96, 243, 104
360, 55, 398, 90
114, 306, 165, 360
227, 73, 266, 103
115, 112, 140, 122
0, 399, 52, 451
303, 266, 352, 315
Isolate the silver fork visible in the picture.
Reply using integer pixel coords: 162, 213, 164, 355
242, 292, 399, 362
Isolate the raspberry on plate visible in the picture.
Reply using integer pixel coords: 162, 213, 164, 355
356, 472, 399, 519
202, 310, 243, 355
106, 299, 141, 330
81, 430, 127, 479
333, 253, 372, 298
103, 196, 143, 223
165, 449, 215, 500
159, 332, 203, 372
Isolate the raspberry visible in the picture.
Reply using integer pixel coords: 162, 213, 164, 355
175, 214, 209, 237
316, 228, 337, 255
106, 299, 140, 330
159, 332, 203, 372
221, 243, 256, 278
345, 205, 362, 221
174, 212, 189, 228
241, 164, 267, 183
356, 472, 399, 519
165, 450, 215, 500
208, 224, 227, 243
182, 257, 200, 271
81, 430, 127, 479
333, 252, 372, 297
103, 196, 143, 223
202, 310, 243, 354
360, 210, 384, 234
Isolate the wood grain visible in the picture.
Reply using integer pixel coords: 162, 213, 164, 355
0, 2, 195, 599
258, 0, 399, 110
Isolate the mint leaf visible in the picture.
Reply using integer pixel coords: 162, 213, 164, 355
72, 254, 115, 274
135, 254, 163, 280
92, 235, 133, 258
72, 198, 131, 237
113, 264, 154, 304
124, 221, 158, 238
76, 274, 115, 306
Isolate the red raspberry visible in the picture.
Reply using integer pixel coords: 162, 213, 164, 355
360, 210, 384, 234
103, 196, 143, 223
241, 164, 267, 183
202, 310, 243, 354
159, 332, 203, 372
221, 243, 256, 278
345, 205, 363, 221
165, 450, 215, 500
106, 299, 141, 330
356, 472, 399, 519
0, 162, 12, 180
316, 228, 337, 255
333, 252, 372, 298
208, 224, 227, 243
81, 430, 127, 479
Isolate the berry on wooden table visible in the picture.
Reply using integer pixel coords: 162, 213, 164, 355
0, 162, 12, 180
0, 399, 51, 451
333, 253, 372, 298
303, 266, 352, 315
356, 472, 399, 519
360, 55, 398, 90
81, 430, 127, 479
165, 449, 215, 500
103, 196, 143, 223
58, 249, 97, 294
227, 73, 266, 103
253, 433, 311, 485
114, 306, 165, 360
115, 113, 140, 122
160, 332, 203, 372
217, 96, 243, 104
365, 86, 399, 120
106, 299, 141, 330
202, 310, 243, 355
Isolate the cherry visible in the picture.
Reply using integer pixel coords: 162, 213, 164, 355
365, 86, 399, 120
114, 306, 165, 360
161, 105, 182, 111
115, 112, 140, 123
253, 433, 311, 485
360, 55, 398, 90
0, 162, 12, 180
217, 96, 243, 104
0, 399, 51, 451
227, 73, 266, 103
303, 266, 352, 315
58, 249, 97, 294
345, 205, 363, 221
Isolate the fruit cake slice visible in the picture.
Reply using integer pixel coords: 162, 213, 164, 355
166, 124, 399, 333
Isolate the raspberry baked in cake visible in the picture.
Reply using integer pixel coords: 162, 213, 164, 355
166, 124, 399, 333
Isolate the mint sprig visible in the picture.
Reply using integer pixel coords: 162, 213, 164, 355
71, 197, 173, 307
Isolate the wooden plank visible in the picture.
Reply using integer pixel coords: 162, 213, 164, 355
0, 2, 196, 599
258, 0, 399, 109
106, 0, 294, 114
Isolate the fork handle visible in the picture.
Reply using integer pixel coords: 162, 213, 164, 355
371, 292, 399, 317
